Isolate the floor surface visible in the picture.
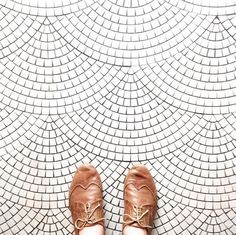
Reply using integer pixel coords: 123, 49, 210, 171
0, 0, 236, 234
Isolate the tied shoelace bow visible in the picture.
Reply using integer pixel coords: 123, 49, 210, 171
124, 205, 152, 228
75, 203, 104, 230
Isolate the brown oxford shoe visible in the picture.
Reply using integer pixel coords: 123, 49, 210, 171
69, 164, 105, 235
123, 165, 157, 235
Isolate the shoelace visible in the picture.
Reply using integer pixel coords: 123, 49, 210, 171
124, 205, 152, 228
75, 203, 104, 230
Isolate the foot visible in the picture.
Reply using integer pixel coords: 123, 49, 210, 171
123, 165, 157, 235
69, 164, 105, 235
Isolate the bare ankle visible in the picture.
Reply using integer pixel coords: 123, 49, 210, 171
79, 224, 104, 235
123, 225, 148, 235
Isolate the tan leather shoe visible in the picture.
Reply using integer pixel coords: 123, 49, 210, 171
69, 164, 105, 235
123, 165, 157, 235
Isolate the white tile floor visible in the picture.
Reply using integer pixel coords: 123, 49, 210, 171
0, 0, 236, 234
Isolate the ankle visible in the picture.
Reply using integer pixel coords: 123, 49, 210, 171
80, 224, 104, 235
123, 225, 148, 235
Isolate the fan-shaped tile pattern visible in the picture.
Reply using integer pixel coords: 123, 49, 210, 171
168, 0, 236, 15
58, 1, 209, 66
144, 15, 236, 114
1, 1, 236, 235
0, 0, 98, 16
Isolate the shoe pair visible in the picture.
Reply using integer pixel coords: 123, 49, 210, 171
69, 164, 157, 235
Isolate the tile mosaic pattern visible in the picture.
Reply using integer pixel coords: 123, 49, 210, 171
0, 0, 236, 234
